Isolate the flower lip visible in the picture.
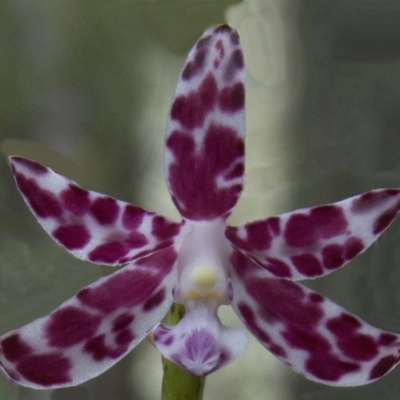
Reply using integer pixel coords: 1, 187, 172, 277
153, 303, 248, 376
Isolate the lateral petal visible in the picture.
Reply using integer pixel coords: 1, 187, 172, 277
230, 252, 400, 386
226, 189, 400, 279
165, 25, 246, 221
10, 156, 184, 265
0, 247, 177, 389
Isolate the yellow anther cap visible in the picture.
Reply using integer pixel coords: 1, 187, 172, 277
192, 265, 217, 289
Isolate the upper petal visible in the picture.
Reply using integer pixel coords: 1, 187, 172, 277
226, 189, 400, 279
0, 247, 177, 389
165, 25, 246, 221
230, 253, 400, 386
10, 156, 184, 265
153, 302, 247, 376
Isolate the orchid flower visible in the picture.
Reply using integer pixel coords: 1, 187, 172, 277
1, 24, 400, 391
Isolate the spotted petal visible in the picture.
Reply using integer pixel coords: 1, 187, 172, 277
153, 302, 247, 376
10, 156, 184, 265
226, 189, 400, 280
0, 247, 177, 389
230, 251, 400, 386
165, 24, 246, 221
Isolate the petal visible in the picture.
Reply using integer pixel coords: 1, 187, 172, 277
10, 156, 184, 265
0, 247, 177, 389
230, 253, 400, 386
165, 24, 246, 221
153, 302, 247, 376
226, 189, 400, 279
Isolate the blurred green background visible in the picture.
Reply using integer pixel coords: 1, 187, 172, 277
1, 0, 400, 399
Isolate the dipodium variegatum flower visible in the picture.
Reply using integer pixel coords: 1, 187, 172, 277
1, 24, 400, 390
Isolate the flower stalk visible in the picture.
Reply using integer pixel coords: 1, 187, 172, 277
161, 303, 206, 400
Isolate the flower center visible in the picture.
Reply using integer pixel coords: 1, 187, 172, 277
185, 265, 220, 300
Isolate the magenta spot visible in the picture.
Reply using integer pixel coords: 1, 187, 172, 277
215, 39, 225, 58
291, 254, 323, 277
84, 335, 108, 361
17, 353, 71, 386
90, 197, 119, 225
112, 313, 134, 332
215, 24, 231, 34
84, 333, 132, 361
164, 336, 174, 346
228, 219, 280, 254
225, 162, 244, 179
379, 333, 398, 346
338, 334, 378, 361
247, 278, 323, 327
152, 216, 180, 240
245, 220, 273, 250
230, 30, 239, 44
12, 157, 48, 174
89, 241, 128, 264
326, 314, 361, 338
310, 293, 324, 303
284, 205, 347, 248
53, 224, 90, 250
369, 355, 397, 380
283, 327, 331, 352
197, 35, 211, 49
14, 173, 62, 218
77, 269, 163, 313
237, 302, 271, 344
352, 190, 400, 213
136, 246, 177, 273
219, 83, 244, 112
269, 344, 286, 358
167, 124, 244, 220
306, 351, 359, 381
229, 250, 250, 277
322, 244, 344, 270
265, 257, 292, 278
373, 206, 399, 235
344, 237, 364, 259
224, 49, 244, 81
143, 288, 166, 312
284, 214, 315, 247
1, 334, 32, 362
182, 50, 206, 80
61, 184, 91, 216
170, 74, 217, 130
310, 206, 348, 239
133, 241, 175, 262
46, 306, 101, 347
115, 329, 134, 346
122, 205, 146, 230
126, 232, 148, 248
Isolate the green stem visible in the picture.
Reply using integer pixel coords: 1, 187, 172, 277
161, 303, 206, 400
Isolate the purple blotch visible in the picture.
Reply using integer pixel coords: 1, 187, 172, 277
1, 334, 32, 362
14, 173, 62, 218
90, 197, 119, 225
53, 224, 91, 250
291, 254, 323, 277
46, 306, 101, 347
17, 353, 71, 386
77, 268, 163, 313
61, 184, 91, 216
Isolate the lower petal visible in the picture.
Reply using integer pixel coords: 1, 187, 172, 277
0, 247, 177, 389
230, 253, 400, 386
